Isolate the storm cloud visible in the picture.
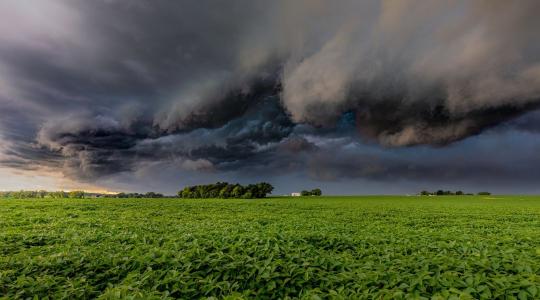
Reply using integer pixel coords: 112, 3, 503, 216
1, 0, 540, 192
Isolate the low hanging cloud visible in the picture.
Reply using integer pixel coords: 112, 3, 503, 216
1, 0, 540, 189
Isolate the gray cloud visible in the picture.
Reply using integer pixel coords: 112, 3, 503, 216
0, 0, 540, 191
281, 0, 540, 145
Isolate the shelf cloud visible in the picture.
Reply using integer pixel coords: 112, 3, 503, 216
1, 0, 540, 192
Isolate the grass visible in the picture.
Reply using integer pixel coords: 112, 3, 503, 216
0, 196, 539, 299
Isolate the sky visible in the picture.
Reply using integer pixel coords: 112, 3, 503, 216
1, 0, 540, 195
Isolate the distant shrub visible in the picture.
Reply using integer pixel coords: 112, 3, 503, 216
478, 192, 491, 196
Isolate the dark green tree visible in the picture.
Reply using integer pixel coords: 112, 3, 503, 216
178, 182, 274, 199
144, 192, 163, 198
231, 185, 244, 198
69, 191, 85, 199
301, 190, 311, 196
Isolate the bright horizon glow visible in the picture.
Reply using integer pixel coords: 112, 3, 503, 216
0, 168, 115, 193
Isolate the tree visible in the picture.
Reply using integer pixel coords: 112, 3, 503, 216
478, 192, 491, 195
50, 191, 67, 198
180, 187, 193, 198
301, 190, 311, 196
69, 191, 85, 199
219, 184, 236, 199
219, 188, 229, 199
254, 182, 274, 198
231, 186, 244, 198
456, 191, 464, 195
436, 190, 444, 196
310, 188, 322, 196
178, 182, 274, 199
144, 192, 163, 198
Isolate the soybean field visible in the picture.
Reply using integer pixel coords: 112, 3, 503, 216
1, 196, 539, 299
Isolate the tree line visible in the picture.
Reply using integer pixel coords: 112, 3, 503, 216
419, 190, 491, 196
0, 184, 275, 199
116, 192, 164, 198
178, 182, 274, 199
0, 190, 166, 199
0, 190, 85, 199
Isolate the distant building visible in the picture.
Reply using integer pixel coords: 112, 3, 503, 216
291, 192, 301, 197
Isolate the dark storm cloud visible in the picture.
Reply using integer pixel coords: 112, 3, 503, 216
1, 0, 540, 190
504, 110, 540, 134
281, 1, 540, 146
230, 131, 540, 190
29, 95, 293, 179
135, 96, 294, 166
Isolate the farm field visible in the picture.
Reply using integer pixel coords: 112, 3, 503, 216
1, 196, 539, 299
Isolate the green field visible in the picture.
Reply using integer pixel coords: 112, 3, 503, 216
1, 196, 539, 299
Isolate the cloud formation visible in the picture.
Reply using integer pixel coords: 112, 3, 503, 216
1, 0, 540, 192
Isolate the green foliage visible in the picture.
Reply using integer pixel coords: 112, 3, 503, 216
0, 190, 42, 199
68, 191, 85, 199
300, 188, 322, 196
0, 190, 169, 199
311, 188, 322, 196
231, 186, 243, 198
420, 190, 476, 196
178, 182, 273, 199
117, 192, 163, 198
48, 191, 68, 199
478, 192, 492, 196
144, 192, 164, 198
0, 196, 539, 298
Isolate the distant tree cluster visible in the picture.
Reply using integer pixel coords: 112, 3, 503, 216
178, 182, 273, 199
69, 191, 85, 199
0, 190, 81, 199
420, 190, 465, 196
116, 192, 164, 198
419, 190, 489, 196
300, 189, 322, 196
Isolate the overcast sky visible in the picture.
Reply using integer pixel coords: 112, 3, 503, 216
1, 0, 540, 195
